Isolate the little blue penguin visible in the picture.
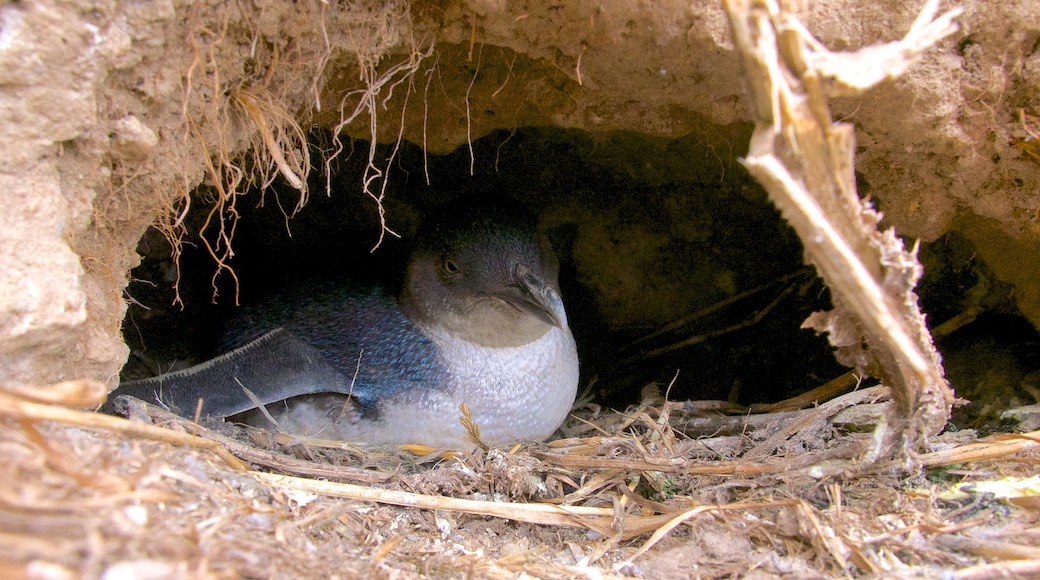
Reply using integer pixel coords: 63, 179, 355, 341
109, 194, 580, 450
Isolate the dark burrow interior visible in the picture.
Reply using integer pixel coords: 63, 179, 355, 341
120, 127, 1040, 430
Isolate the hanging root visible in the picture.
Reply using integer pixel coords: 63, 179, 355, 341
325, 10, 435, 250
148, 0, 424, 304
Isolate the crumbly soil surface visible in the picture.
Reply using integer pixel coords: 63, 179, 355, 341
2, 0, 1038, 390
2, 0, 1040, 577
5, 385, 1040, 579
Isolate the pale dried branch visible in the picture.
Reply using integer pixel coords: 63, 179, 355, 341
723, 0, 959, 462
254, 471, 618, 536
792, 0, 964, 92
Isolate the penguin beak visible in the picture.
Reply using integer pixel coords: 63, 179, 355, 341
500, 263, 569, 330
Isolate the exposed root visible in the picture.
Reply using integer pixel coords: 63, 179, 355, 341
464, 43, 482, 175
326, 32, 434, 250
232, 86, 310, 200
146, 0, 424, 303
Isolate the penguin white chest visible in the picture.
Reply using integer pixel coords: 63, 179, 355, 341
434, 325, 580, 445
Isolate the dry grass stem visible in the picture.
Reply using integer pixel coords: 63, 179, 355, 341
0, 390, 242, 467
8, 371, 1040, 576
16, 1, 1037, 577
724, 0, 959, 460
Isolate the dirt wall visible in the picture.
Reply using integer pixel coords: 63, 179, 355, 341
0, 0, 1037, 392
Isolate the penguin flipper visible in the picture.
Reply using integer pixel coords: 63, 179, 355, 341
106, 328, 355, 418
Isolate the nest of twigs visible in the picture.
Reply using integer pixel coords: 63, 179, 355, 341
2, 379, 1040, 578
6, 2, 1038, 578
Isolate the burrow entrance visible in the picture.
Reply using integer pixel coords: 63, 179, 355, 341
121, 126, 1040, 427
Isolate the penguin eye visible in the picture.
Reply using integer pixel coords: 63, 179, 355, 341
442, 258, 461, 275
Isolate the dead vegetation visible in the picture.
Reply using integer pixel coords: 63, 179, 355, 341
148, 0, 430, 306
5, 0, 1040, 578
728, 0, 961, 463
2, 378, 1040, 578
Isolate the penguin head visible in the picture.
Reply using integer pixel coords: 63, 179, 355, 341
400, 195, 568, 348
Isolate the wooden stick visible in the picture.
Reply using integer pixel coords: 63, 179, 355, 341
0, 390, 249, 471
951, 559, 1040, 580
917, 431, 1040, 467
253, 471, 618, 536
723, 0, 959, 460
936, 534, 1040, 561
123, 398, 392, 483
748, 371, 859, 414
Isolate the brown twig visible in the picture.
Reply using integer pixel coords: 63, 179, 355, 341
724, 0, 959, 461
0, 390, 248, 471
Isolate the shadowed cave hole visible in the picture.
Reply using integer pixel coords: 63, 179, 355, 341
121, 126, 1040, 422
